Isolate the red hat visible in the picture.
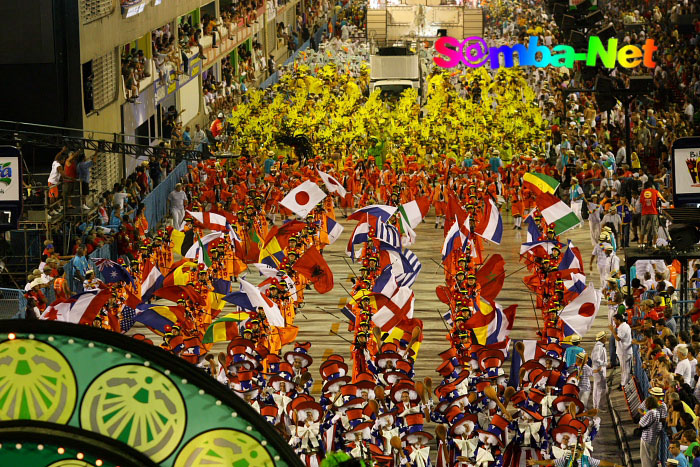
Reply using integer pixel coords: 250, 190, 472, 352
376, 352, 401, 369
439, 347, 458, 361
383, 371, 409, 386
341, 384, 358, 398
395, 360, 413, 374
436, 359, 456, 377
284, 350, 313, 368
561, 383, 580, 397
320, 361, 349, 380
552, 395, 584, 414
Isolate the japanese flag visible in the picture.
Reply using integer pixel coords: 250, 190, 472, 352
317, 170, 347, 197
280, 180, 327, 218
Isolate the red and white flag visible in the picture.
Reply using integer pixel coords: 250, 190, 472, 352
372, 286, 415, 332
183, 211, 228, 231
559, 285, 601, 338
280, 180, 327, 218
317, 170, 347, 197
41, 289, 111, 324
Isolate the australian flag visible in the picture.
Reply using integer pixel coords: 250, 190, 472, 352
93, 258, 134, 286
120, 305, 137, 332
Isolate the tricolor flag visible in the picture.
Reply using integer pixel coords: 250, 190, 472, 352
442, 217, 466, 261
348, 204, 397, 223
224, 279, 285, 327
398, 197, 431, 230
133, 303, 186, 335
170, 229, 195, 257
140, 260, 164, 301
317, 169, 347, 197
523, 172, 560, 195
524, 216, 542, 243
183, 211, 229, 231
394, 249, 422, 287
372, 286, 415, 332
203, 312, 248, 343
324, 216, 344, 245
535, 192, 581, 235
474, 197, 503, 244
559, 285, 601, 338
346, 221, 371, 259
558, 240, 584, 274
372, 265, 398, 298
280, 180, 327, 218
466, 302, 517, 346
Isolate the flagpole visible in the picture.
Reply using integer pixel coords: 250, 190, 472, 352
528, 290, 541, 331
436, 309, 450, 331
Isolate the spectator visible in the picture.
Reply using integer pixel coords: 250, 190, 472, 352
640, 181, 666, 248
24, 297, 40, 319
676, 346, 693, 387
639, 395, 662, 467
47, 146, 69, 210
591, 331, 608, 410
670, 441, 690, 467
183, 126, 192, 146
83, 270, 100, 292
610, 313, 632, 389
71, 247, 89, 284
77, 151, 98, 210
167, 182, 188, 227
53, 267, 71, 300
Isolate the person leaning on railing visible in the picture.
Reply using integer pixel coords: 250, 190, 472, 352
639, 395, 664, 467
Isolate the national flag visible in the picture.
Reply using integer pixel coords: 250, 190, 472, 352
184, 231, 223, 259
535, 192, 581, 235
280, 180, 327, 217
508, 339, 543, 391
442, 217, 466, 261
40, 289, 111, 324
323, 216, 344, 245
444, 192, 467, 235
227, 223, 241, 244
524, 216, 542, 243
398, 197, 431, 230
346, 221, 371, 259
133, 303, 186, 335
376, 220, 401, 249
154, 285, 204, 305
162, 259, 198, 287
558, 285, 601, 338
93, 258, 134, 285
120, 305, 138, 332
210, 278, 232, 311
140, 260, 164, 301
170, 229, 195, 257
372, 286, 415, 332
400, 223, 417, 247
258, 237, 285, 268
224, 279, 285, 327
394, 249, 422, 287
465, 302, 517, 345
372, 265, 398, 298
523, 172, 560, 195
348, 205, 397, 223
476, 254, 505, 303
519, 239, 564, 257
473, 197, 503, 244
563, 273, 587, 297
294, 246, 334, 294
183, 210, 229, 231
317, 169, 347, 197
558, 240, 584, 274
203, 313, 248, 343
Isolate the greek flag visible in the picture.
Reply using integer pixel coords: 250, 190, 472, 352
376, 220, 401, 249
395, 249, 422, 287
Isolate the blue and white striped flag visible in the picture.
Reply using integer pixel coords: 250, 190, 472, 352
395, 249, 422, 287
376, 220, 401, 249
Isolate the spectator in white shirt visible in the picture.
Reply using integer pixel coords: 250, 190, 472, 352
675, 346, 693, 386
611, 313, 632, 388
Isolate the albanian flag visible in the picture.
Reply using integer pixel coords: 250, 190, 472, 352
294, 246, 334, 294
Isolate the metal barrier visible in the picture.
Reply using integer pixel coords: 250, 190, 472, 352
141, 160, 189, 233
0, 288, 26, 319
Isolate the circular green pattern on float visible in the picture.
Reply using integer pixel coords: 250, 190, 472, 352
174, 429, 274, 467
0, 339, 77, 423
80, 365, 186, 463
46, 461, 96, 467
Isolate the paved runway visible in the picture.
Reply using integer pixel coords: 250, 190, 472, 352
129, 207, 623, 462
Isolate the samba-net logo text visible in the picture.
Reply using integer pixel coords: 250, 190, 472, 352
433, 36, 657, 69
